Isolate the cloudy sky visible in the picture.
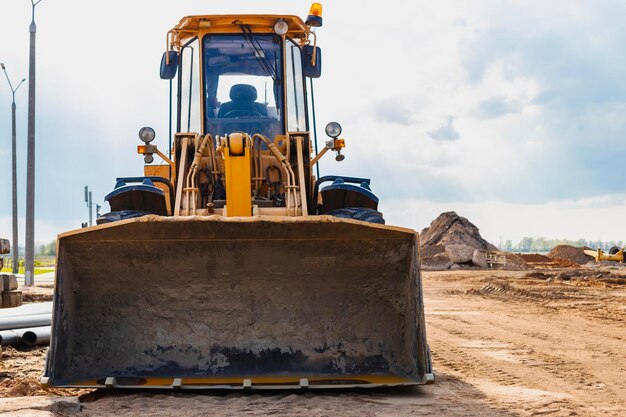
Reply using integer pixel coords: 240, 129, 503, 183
1, 0, 626, 245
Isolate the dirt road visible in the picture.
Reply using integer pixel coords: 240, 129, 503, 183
424, 270, 625, 416
1, 268, 624, 416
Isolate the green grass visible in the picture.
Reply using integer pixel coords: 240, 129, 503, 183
34, 256, 56, 267
0, 267, 54, 275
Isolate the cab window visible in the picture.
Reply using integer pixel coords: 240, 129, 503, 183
203, 34, 283, 140
179, 38, 201, 133
285, 39, 306, 132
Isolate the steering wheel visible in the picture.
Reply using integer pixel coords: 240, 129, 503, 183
223, 109, 264, 118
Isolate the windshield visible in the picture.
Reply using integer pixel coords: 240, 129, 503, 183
203, 34, 283, 139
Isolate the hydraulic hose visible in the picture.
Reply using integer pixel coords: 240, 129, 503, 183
252, 134, 298, 216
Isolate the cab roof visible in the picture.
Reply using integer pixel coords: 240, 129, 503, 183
169, 15, 309, 49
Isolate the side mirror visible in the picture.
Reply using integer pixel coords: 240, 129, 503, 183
302, 45, 322, 78
160, 51, 179, 80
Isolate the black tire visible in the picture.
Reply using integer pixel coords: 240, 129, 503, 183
609, 246, 620, 255
325, 207, 385, 224
96, 210, 152, 225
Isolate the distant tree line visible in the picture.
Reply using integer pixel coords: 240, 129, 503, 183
503, 238, 623, 253
35, 241, 56, 256
1, 241, 56, 269
4, 241, 56, 256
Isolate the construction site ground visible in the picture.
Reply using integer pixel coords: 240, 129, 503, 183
1, 266, 624, 416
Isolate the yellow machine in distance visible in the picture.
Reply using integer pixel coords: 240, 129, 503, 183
43, 4, 434, 390
583, 247, 625, 263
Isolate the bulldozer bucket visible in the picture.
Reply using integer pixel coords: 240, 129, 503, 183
43, 215, 433, 390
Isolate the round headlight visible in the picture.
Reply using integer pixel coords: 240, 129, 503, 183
138, 126, 156, 143
325, 122, 342, 138
274, 19, 289, 36
144, 154, 154, 164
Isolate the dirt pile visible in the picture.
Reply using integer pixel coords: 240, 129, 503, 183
419, 212, 524, 270
519, 253, 578, 268
420, 211, 498, 251
548, 245, 594, 265
0, 346, 88, 398
519, 253, 552, 263
501, 253, 528, 270
525, 268, 626, 286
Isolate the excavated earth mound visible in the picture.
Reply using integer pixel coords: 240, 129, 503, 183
419, 212, 524, 271
519, 253, 552, 263
501, 253, 528, 270
548, 245, 594, 265
519, 253, 578, 268
420, 211, 498, 251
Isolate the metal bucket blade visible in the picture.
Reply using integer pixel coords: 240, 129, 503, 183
44, 215, 431, 389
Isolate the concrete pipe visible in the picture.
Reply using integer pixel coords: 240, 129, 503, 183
22, 326, 51, 346
0, 313, 51, 331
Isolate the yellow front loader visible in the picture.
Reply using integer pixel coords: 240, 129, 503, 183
42, 4, 433, 390
583, 247, 624, 263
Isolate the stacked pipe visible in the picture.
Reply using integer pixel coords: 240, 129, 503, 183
0, 301, 52, 347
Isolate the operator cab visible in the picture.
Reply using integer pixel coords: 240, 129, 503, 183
169, 17, 316, 142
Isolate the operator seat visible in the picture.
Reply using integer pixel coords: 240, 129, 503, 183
217, 84, 268, 118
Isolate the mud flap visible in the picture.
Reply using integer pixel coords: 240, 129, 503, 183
43, 215, 430, 389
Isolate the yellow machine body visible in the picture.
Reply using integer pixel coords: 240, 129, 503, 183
583, 248, 625, 263
43, 8, 433, 390
223, 134, 252, 217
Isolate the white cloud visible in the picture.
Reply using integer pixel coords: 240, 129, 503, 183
429, 116, 460, 141
474, 96, 522, 119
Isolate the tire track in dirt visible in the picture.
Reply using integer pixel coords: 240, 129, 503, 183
424, 270, 626, 416
467, 277, 626, 325
428, 330, 580, 417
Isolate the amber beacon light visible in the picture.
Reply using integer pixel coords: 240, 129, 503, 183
306, 3, 323, 27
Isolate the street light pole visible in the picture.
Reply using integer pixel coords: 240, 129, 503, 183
83, 186, 100, 226
1, 64, 26, 274
25, 0, 43, 286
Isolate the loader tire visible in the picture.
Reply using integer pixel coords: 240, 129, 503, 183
326, 207, 385, 224
96, 210, 152, 225
609, 246, 620, 255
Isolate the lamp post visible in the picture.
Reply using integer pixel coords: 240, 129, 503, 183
84, 186, 93, 227
1, 64, 25, 274
25, 0, 44, 286
83, 186, 101, 226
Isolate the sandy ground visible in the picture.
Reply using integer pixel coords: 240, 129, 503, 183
0, 267, 624, 416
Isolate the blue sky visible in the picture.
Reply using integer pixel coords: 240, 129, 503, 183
1, 0, 626, 245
